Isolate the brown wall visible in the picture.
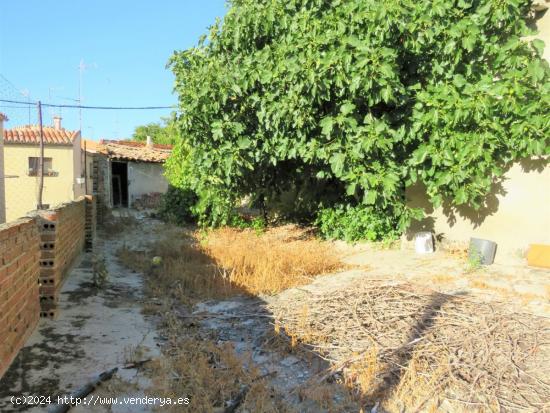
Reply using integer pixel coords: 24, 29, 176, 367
0, 197, 95, 378
406, 161, 550, 263
0, 218, 40, 378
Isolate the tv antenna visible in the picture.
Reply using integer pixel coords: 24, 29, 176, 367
78, 59, 97, 132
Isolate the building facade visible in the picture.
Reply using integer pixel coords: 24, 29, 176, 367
84, 138, 171, 217
2, 117, 84, 223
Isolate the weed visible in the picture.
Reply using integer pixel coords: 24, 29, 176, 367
92, 254, 108, 287
465, 250, 483, 273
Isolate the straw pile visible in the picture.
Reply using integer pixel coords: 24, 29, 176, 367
271, 281, 550, 412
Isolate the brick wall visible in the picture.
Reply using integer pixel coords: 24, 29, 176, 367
0, 198, 94, 379
37, 200, 86, 317
0, 218, 40, 378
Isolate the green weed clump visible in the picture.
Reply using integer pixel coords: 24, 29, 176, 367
316, 204, 400, 242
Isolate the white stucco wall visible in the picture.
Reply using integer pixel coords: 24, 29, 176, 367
127, 162, 168, 208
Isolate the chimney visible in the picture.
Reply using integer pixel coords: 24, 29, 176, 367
146, 135, 153, 149
53, 116, 62, 130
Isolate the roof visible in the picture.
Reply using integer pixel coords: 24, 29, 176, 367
82, 139, 102, 153
97, 139, 172, 163
3, 125, 79, 146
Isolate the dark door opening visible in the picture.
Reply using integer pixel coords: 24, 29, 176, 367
111, 161, 128, 207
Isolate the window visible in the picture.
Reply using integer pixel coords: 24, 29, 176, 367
28, 157, 56, 176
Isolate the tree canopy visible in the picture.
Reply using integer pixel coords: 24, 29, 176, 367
167, 0, 549, 235
132, 116, 179, 146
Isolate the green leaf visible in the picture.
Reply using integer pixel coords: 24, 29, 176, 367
237, 137, 251, 149
340, 102, 356, 116
320, 117, 334, 136
531, 39, 545, 56
329, 153, 345, 176
411, 145, 429, 165
363, 190, 377, 205
346, 182, 357, 196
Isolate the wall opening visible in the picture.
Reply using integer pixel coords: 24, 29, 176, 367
111, 161, 128, 207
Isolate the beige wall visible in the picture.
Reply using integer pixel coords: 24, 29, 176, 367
529, 1, 550, 62
406, 161, 550, 263
73, 135, 85, 198
0, 118, 5, 223
4, 144, 79, 222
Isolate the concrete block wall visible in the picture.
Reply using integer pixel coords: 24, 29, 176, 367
84, 195, 96, 252
37, 199, 86, 317
0, 218, 40, 378
92, 155, 110, 224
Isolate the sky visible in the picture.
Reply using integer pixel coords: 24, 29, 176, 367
0, 0, 227, 140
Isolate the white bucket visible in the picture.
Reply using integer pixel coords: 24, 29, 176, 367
415, 232, 434, 254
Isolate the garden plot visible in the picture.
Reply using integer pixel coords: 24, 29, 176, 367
117, 221, 549, 412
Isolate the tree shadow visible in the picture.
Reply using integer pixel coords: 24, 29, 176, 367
369, 291, 459, 404
441, 180, 504, 229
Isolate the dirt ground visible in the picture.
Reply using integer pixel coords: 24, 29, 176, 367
336, 242, 550, 317
1, 214, 548, 412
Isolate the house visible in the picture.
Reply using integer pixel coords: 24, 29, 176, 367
1, 116, 84, 222
0, 113, 7, 223
85, 137, 171, 214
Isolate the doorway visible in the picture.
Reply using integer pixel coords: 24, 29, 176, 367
111, 161, 128, 207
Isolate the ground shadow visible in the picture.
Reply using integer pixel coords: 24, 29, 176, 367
369, 291, 458, 405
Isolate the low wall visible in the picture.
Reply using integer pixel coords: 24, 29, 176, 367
37, 199, 86, 316
405, 160, 550, 263
0, 197, 95, 378
0, 218, 40, 378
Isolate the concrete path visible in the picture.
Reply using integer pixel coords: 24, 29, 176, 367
0, 234, 159, 413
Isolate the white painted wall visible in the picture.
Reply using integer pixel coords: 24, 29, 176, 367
127, 162, 168, 207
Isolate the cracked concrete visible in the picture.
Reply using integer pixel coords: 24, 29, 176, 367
0, 230, 160, 413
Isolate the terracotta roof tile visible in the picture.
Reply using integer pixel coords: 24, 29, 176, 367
98, 139, 172, 163
3, 125, 79, 145
82, 139, 102, 153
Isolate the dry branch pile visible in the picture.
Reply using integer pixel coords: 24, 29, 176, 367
271, 281, 550, 412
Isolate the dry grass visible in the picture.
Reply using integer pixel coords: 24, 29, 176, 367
203, 226, 342, 295
428, 274, 455, 284
117, 225, 342, 305
117, 233, 239, 306
270, 281, 550, 412
145, 320, 290, 412
468, 279, 548, 306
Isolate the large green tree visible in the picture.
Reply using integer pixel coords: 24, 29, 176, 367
167, 0, 549, 230
132, 115, 179, 146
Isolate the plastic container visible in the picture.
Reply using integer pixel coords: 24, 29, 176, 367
415, 232, 434, 254
469, 238, 497, 265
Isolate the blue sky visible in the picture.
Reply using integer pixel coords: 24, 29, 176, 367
0, 0, 227, 140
